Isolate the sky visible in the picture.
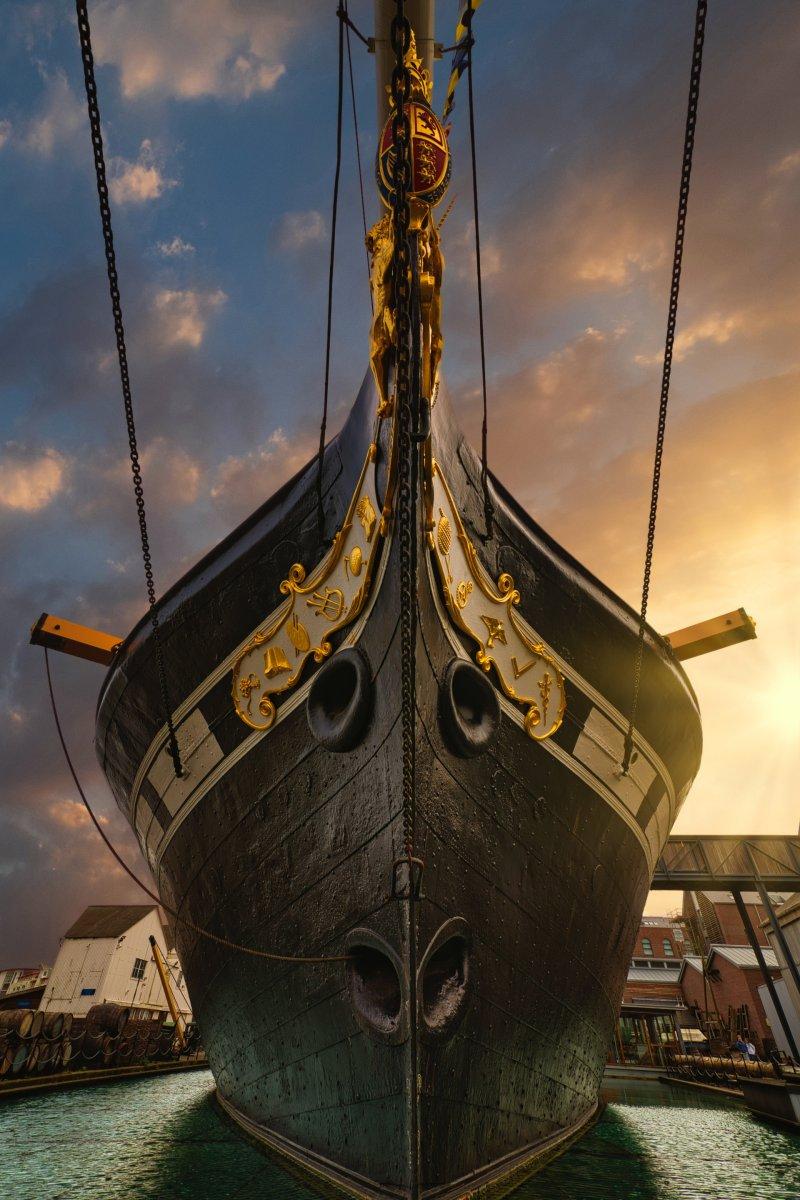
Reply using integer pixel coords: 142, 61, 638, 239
1, 0, 798, 965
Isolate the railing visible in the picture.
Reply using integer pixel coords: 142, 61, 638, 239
664, 1048, 800, 1088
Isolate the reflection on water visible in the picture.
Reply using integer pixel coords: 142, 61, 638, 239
1, 1070, 799, 1200
520, 1080, 800, 1200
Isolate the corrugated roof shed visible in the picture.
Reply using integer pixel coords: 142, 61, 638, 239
63, 905, 158, 940
710, 944, 779, 970
627, 967, 682, 983
678, 955, 703, 980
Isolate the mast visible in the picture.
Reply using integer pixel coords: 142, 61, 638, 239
374, 0, 435, 129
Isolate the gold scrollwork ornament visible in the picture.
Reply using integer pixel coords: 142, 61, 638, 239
231, 443, 386, 733
429, 460, 566, 742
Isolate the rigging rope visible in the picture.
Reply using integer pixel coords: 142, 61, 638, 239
316, 4, 346, 533
389, 6, 419, 886
44, 648, 348, 964
343, 3, 373, 305
622, 0, 708, 774
464, 0, 494, 534
75, 0, 182, 778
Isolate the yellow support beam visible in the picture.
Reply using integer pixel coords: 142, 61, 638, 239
29, 612, 122, 667
149, 936, 186, 1050
664, 608, 756, 662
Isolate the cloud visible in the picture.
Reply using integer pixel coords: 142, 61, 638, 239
151, 287, 227, 348
0, 446, 68, 513
90, 437, 203, 514
771, 149, 800, 176
155, 235, 196, 257
0, 119, 11, 150
15, 69, 83, 157
211, 428, 314, 522
109, 140, 176, 206
48, 799, 99, 830
634, 311, 750, 367
91, 0, 298, 100
522, 367, 800, 841
450, 220, 502, 283
274, 209, 326, 253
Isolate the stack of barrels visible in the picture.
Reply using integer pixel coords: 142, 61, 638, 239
0, 1003, 202, 1081
0, 1010, 74, 1077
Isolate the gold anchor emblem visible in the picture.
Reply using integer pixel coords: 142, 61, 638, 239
481, 615, 507, 649
307, 587, 346, 622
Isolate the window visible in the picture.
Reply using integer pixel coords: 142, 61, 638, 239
641, 938, 653, 956
80, 987, 96, 996
131, 958, 147, 980
663, 938, 674, 956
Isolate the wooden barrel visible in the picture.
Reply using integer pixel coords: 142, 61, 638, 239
0, 1011, 33, 1038
44, 1012, 64, 1040
101, 1033, 115, 1067
79, 1029, 105, 1066
85, 1003, 131, 1036
25, 1040, 40, 1073
61, 1012, 73, 1038
28, 1011, 44, 1039
35, 1039, 55, 1073
10, 1041, 29, 1075
66, 1029, 84, 1066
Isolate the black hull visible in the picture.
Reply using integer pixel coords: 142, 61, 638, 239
96, 374, 701, 1196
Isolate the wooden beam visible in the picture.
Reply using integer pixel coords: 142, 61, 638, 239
664, 608, 756, 661
30, 613, 122, 667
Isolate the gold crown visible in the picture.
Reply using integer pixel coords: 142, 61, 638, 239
405, 29, 432, 103
387, 27, 433, 106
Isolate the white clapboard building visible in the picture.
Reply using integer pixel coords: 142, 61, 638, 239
38, 905, 192, 1021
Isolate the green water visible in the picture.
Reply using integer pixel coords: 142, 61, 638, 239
1, 1072, 798, 1199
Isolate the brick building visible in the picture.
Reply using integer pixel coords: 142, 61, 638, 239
679, 946, 781, 1055
613, 915, 690, 1065
631, 916, 685, 962
682, 890, 791, 953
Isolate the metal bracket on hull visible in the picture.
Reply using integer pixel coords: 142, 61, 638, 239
231, 440, 388, 732
427, 460, 566, 741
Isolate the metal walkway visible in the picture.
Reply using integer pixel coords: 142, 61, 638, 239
652, 835, 800, 892
651, 834, 800, 1059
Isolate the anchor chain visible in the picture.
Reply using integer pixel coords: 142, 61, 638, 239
389, 5, 422, 898
622, 0, 707, 774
